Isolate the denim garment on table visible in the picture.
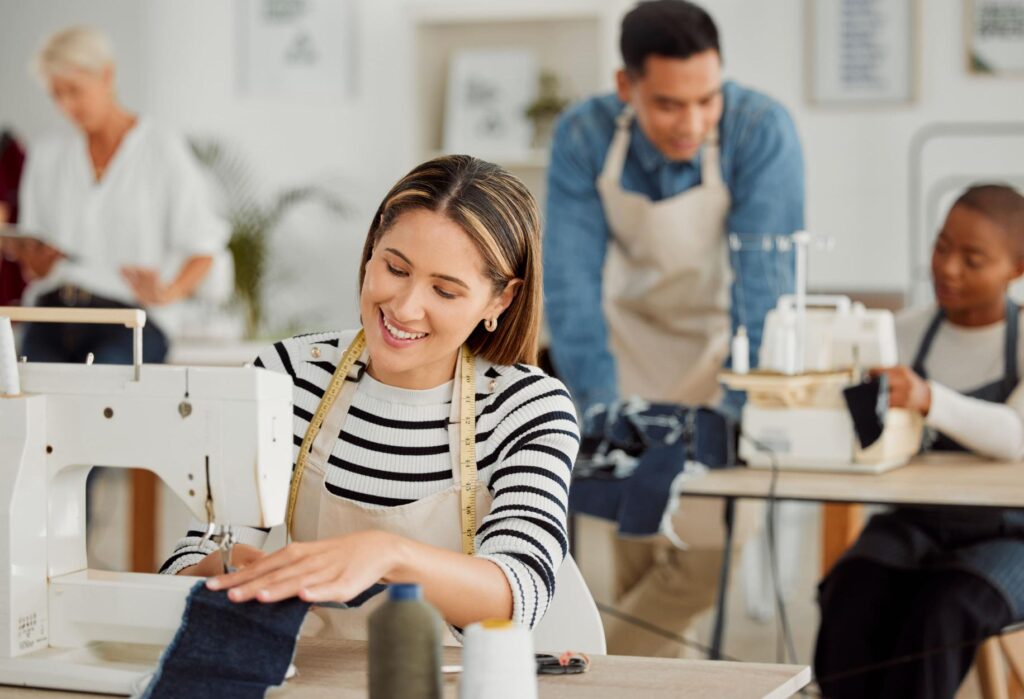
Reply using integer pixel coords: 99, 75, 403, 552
139, 581, 389, 698
569, 398, 736, 538
139, 581, 311, 699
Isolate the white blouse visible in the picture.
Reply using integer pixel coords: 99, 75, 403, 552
18, 118, 229, 334
897, 304, 1024, 460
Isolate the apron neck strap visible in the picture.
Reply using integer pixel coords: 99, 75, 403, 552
1003, 298, 1019, 386
700, 129, 723, 186
599, 105, 722, 185
599, 105, 634, 182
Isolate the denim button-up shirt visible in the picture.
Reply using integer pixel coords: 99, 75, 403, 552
543, 81, 805, 414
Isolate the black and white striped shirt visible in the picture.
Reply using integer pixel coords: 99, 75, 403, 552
160, 329, 579, 629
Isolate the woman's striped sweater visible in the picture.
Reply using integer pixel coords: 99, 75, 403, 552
159, 329, 579, 630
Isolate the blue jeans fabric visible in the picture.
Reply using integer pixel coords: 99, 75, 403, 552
141, 581, 311, 699
569, 400, 736, 537
21, 299, 168, 364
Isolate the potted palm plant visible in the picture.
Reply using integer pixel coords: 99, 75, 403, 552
190, 139, 347, 338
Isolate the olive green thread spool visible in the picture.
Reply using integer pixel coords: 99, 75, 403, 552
368, 583, 442, 699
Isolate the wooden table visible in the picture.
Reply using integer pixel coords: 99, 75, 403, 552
680, 452, 1024, 659
6, 639, 810, 699
681, 453, 1024, 508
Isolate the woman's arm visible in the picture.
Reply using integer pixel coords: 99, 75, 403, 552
876, 366, 1024, 461
121, 254, 212, 306
206, 531, 512, 629
926, 381, 1024, 461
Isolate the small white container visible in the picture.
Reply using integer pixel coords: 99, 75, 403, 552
0, 316, 20, 396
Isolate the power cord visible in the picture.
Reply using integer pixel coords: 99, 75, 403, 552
737, 431, 800, 667
594, 601, 744, 662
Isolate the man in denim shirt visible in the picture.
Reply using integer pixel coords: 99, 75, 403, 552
545, 0, 804, 657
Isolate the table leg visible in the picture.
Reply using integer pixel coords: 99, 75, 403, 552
709, 497, 736, 660
131, 469, 159, 572
821, 503, 864, 576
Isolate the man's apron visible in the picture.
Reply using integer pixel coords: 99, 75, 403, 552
288, 333, 492, 641
597, 106, 732, 407
837, 299, 1024, 618
596, 106, 748, 548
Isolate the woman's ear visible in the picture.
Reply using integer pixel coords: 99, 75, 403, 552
488, 279, 522, 319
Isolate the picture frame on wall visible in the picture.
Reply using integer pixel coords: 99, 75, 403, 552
967, 0, 1024, 75
806, 0, 918, 106
237, 0, 357, 99
443, 48, 538, 160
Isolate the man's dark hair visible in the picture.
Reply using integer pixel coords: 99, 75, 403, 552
620, 0, 720, 77
954, 184, 1024, 259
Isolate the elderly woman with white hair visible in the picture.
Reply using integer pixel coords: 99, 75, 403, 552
13, 25, 227, 363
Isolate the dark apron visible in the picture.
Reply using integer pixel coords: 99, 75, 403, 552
838, 299, 1024, 618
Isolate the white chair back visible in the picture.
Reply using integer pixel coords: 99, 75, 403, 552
531, 554, 606, 655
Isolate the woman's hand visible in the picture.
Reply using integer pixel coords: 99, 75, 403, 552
205, 531, 405, 605
121, 266, 175, 306
14, 239, 63, 281
870, 366, 932, 415
177, 543, 266, 577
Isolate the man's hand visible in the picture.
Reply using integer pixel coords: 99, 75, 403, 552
870, 366, 932, 416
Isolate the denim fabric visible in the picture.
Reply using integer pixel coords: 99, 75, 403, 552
21, 291, 169, 364
140, 581, 310, 699
569, 399, 736, 537
544, 82, 804, 414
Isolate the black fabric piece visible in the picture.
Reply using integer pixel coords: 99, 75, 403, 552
843, 373, 888, 449
568, 400, 736, 537
141, 581, 310, 699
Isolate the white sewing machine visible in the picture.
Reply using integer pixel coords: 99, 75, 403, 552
721, 294, 923, 473
0, 307, 293, 694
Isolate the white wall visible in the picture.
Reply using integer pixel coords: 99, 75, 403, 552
704, 0, 1024, 295
3, 0, 1024, 324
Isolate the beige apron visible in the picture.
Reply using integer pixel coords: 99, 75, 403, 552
597, 107, 756, 549
289, 340, 490, 642
597, 106, 733, 406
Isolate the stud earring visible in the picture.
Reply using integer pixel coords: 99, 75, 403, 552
485, 317, 498, 332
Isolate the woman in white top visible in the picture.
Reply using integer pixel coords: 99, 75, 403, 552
13, 26, 227, 362
815, 185, 1024, 699
163, 155, 579, 636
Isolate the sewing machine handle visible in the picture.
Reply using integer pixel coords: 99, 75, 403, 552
0, 306, 147, 379
775, 294, 852, 314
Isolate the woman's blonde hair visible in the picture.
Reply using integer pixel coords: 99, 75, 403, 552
359, 155, 543, 366
34, 26, 114, 80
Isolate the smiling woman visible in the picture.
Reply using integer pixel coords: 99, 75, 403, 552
160, 155, 579, 641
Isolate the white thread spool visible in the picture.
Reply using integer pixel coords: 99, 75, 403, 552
459, 620, 537, 699
0, 317, 20, 396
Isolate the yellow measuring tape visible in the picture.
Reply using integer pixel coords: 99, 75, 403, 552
285, 330, 478, 555
457, 343, 477, 556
